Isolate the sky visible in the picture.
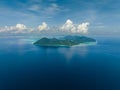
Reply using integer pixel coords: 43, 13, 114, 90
0, 0, 120, 35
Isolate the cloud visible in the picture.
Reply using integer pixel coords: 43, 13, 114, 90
0, 24, 33, 34
61, 19, 90, 34
28, 5, 40, 12
42, 3, 69, 15
0, 19, 90, 35
61, 19, 76, 33
43, 3, 60, 15
77, 22, 90, 33
37, 22, 49, 31
16, 24, 27, 30
90, 23, 105, 29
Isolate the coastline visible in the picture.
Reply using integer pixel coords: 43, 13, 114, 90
72, 40, 97, 47
34, 41, 97, 47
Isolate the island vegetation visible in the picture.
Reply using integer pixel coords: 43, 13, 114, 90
34, 35, 96, 46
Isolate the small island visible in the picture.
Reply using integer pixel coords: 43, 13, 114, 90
33, 35, 96, 47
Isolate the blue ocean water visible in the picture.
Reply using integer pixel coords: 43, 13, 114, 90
0, 36, 120, 90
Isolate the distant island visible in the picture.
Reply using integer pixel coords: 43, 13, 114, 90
33, 35, 96, 47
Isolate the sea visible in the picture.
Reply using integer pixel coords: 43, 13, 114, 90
0, 35, 120, 90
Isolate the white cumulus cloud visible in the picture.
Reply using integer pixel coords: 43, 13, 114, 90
77, 22, 90, 33
37, 22, 49, 31
61, 19, 76, 33
61, 19, 90, 34
16, 24, 27, 30
0, 24, 33, 34
0, 19, 90, 35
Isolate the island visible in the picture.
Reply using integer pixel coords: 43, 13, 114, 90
33, 35, 96, 47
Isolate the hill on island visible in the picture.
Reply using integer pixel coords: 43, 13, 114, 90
33, 35, 96, 46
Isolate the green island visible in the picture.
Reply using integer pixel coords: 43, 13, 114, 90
33, 35, 96, 47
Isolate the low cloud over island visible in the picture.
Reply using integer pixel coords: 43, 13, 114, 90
0, 19, 90, 35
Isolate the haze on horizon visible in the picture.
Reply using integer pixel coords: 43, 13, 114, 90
0, 0, 120, 35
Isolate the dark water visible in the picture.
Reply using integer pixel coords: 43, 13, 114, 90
0, 36, 120, 90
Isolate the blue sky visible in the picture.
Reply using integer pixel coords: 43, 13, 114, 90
0, 0, 120, 35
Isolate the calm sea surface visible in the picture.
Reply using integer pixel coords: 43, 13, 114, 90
0, 36, 120, 90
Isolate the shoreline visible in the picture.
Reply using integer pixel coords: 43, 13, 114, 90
34, 41, 97, 47
72, 40, 97, 47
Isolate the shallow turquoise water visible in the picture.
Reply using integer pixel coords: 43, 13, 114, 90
0, 36, 120, 90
